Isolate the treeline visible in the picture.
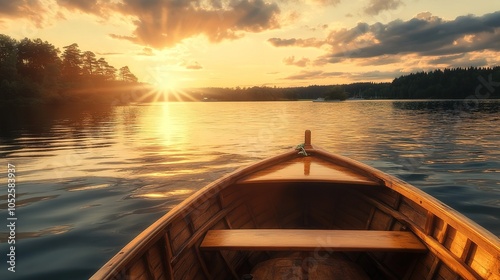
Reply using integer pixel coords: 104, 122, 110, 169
391, 67, 500, 99
186, 83, 390, 101
0, 34, 139, 105
187, 67, 500, 101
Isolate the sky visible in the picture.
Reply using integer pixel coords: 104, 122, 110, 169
1, 0, 500, 89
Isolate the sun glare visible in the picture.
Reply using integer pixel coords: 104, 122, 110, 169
155, 77, 179, 93
144, 76, 197, 102
141, 60, 200, 101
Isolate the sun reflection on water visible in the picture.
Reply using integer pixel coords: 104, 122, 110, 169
132, 189, 194, 199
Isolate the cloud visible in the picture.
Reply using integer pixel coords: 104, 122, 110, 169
364, 0, 403, 16
0, 0, 49, 27
111, 0, 281, 48
268, 37, 325, 47
138, 47, 154, 56
311, 0, 341, 5
272, 11, 500, 67
96, 51, 122, 55
303, 24, 329, 32
327, 11, 500, 59
355, 55, 401, 66
3, 0, 281, 48
428, 53, 467, 65
184, 61, 203, 70
285, 70, 327, 80
350, 70, 405, 80
428, 53, 488, 68
415, 11, 440, 22
56, 0, 104, 14
284, 69, 406, 81
283, 56, 310, 67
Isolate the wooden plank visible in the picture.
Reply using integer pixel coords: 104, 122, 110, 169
200, 229, 427, 252
424, 211, 435, 236
163, 233, 175, 280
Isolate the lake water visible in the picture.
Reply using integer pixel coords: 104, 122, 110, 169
0, 100, 499, 279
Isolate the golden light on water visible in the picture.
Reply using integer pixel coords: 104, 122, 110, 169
69, 184, 111, 192
133, 189, 194, 199
143, 102, 190, 146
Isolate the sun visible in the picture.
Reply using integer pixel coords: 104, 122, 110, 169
145, 71, 178, 102
144, 75, 196, 102
154, 76, 179, 93
142, 66, 197, 102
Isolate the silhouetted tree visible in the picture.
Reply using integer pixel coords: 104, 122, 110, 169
82, 51, 98, 77
0, 34, 18, 82
326, 86, 348, 100
119, 66, 138, 83
97, 58, 117, 81
17, 38, 60, 84
61, 43, 82, 83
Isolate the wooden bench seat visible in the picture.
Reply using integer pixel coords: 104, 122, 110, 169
200, 229, 427, 252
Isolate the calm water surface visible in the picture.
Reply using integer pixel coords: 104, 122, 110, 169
0, 100, 499, 279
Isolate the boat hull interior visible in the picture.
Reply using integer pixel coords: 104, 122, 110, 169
92, 149, 500, 280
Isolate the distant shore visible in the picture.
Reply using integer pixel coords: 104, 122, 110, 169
2, 67, 499, 106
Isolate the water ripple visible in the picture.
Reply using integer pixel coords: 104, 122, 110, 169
0, 100, 498, 280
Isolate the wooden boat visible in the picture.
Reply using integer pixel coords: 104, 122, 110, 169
91, 131, 500, 280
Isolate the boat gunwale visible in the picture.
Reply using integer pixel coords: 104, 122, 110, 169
310, 147, 500, 255
90, 149, 300, 279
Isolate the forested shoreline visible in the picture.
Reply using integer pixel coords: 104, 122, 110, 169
190, 67, 500, 101
0, 34, 139, 105
1, 34, 499, 105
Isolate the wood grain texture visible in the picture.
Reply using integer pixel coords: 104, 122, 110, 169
251, 253, 370, 280
237, 156, 380, 185
200, 229, 427, 252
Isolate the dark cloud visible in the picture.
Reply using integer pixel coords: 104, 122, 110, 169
324, 11, 500, 60
284, 69, 406, 81
355, 55, 401, 66
364, 0, 403, 16
350, 70, 406, 81
428, 53, 466, 65
111, 0, 281, 48
273, 11, 500, 67
283, 56, 310, 67
429, 54, 488, 68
